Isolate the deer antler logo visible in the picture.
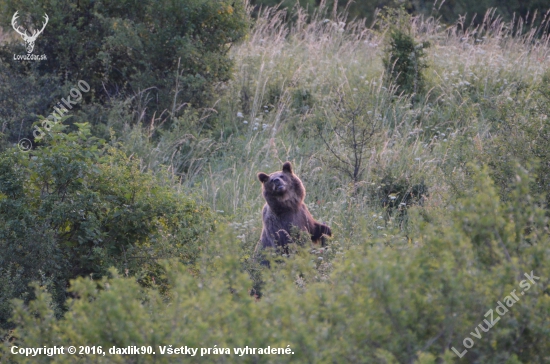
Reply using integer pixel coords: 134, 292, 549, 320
11, 11, 49, 54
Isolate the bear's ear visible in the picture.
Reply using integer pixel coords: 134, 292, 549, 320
282, 161, 293, 174
258, 173, 269, 183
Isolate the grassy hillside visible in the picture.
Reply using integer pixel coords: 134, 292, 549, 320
118, 5, 550, 252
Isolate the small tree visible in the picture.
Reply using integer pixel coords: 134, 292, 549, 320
316, 85, 385, 185
382, 8, 429, 102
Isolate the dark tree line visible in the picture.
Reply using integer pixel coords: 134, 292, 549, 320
251, 0, 549, 26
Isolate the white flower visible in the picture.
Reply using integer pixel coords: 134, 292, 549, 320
237, 112, 244, 118
243, 120, 248, 124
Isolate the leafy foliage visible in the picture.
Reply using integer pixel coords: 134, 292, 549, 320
382, 9, 429, 101
2, 169, 549, 363
0, 0, 249, 144
0, 123, 214, 330
475, 70, 550, 212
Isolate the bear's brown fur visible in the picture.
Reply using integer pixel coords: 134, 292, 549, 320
257, 161, 331, 253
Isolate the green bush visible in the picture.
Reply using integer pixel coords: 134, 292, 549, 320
476, 69, 550, 211
382, 8, 429, 101
0, 0, 249, 143
0, 122, 214, 330
2, 167, 549, 363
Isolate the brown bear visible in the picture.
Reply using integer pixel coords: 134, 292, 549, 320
256, 161, 331, 254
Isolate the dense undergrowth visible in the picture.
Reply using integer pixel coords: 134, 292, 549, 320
1, 2, 550, 363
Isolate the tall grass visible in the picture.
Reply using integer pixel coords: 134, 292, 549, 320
118, 4, 550, 251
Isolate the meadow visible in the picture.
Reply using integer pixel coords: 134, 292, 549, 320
1, 3, 550, 363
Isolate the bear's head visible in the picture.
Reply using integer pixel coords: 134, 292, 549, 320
258, 162, 305, 210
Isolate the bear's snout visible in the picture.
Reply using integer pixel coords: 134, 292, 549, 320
269, 177, 286, 193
